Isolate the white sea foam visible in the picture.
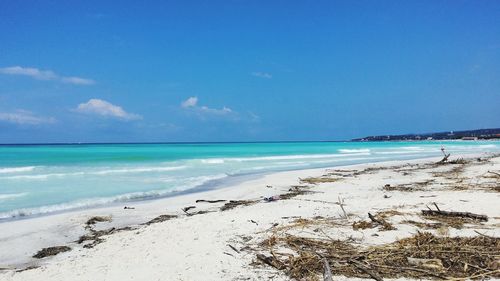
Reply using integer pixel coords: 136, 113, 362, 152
374, 150, 431, 155
1, 172, 85, 180
400, 146, 425, 150
200, 159, 225, 164
0, 166, 37, 174
0, 193, 28, 201
92, 165, 186, 175
0, 166, 187, 181
209, 153, 370, 163
338, 149, 371, 153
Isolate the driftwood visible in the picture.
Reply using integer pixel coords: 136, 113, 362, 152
437, 147, 450, 164
487, 170, 500, 177
349, 259, 384, 281
195, 199, 226, 203
368, 213, 383, 225
323, 258, 333, 281
368, 213, 396, 230
182, 206, 196, 213
256, 254, 285, 270
228, 244, 240, 254
422, 209, 488, 222
407, 257, 444, 271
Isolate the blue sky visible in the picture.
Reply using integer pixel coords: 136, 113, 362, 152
0, 0, 499, 143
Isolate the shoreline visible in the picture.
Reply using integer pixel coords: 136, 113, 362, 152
1, 152, 499, 280
0, 150, 488, 223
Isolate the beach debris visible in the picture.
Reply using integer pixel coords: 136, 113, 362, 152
448, 157, 467, 164
437, 147, 451, 164
77, 226, 133, 248
182, 206, 196, 213
220, 200, 257, 211
369, 212, 396, 230
256, 254, 285, 270
143, 214, 177, 225
263, 195, 280, 202
474, 230, 498, 239
195, 199, 226, 203
422, 204, 488, 222
15, 265, 40, 272
352, 220, 374, 230
124, 206, 135, 209
487, 170, 500, 178
300, 176, 339, 184
337, 196, 348, 219
280, 186, 314, 200
33, 246, 71, 259
323, 258, 333, 281
383, 180, 433, 192
407, 257, 444, 271
228, 244, 240, 254
253, 231, 500, 280
349, 259, 384, 281
353, 212, 395, 231
85, 216, 112, 227
185, 210, 212, 216
402, 220, 443, 229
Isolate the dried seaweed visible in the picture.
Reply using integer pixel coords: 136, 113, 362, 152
383, 180, 434, 192
143, 214, 178, 225
300, 177, 340, 184
77, 226, 133, 248
402, 220, 444, 229
255, 232, 500, 280
33, 246, 71, 259
352, 212, 396, 231
85, 216, 112, 227
220, 200, 257, 211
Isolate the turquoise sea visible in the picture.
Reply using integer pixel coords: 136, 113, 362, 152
0, 141, 499, 220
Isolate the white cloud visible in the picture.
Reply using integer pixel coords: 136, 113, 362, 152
0, 110, 56, 125
181, 97, 234, 116
181, 96, 198, 108
75, 99, 142, 121
0, 66, 95, 85
60, 77, 95, 85
251, 72, 272, 79
199, 105, 233, 115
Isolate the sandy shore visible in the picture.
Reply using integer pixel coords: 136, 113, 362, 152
1, 153, 499, 280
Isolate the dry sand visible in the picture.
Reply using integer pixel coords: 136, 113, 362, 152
1, 153, 499, 280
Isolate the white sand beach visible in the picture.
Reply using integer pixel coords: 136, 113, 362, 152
1, 153, 499, 280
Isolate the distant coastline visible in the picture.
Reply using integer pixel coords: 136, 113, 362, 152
353, 127, 500, 141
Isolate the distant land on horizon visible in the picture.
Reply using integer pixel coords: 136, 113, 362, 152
353, 128, 500, 141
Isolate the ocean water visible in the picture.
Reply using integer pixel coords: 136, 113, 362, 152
0, 141, 499, 220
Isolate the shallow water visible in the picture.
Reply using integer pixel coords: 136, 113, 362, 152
0, 141, 498, 219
